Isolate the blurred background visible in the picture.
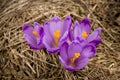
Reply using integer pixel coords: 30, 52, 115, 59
0, 0, 120, 80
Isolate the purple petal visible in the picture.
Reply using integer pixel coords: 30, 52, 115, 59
22, 24, 37, 48
59, 31, 69, 46
60, 42, 69, 62
59, 40, 90, 71
77, 40, 87, 48
49, 16, 63, 36
59, 56, 78, 72
89, 36, 102, 46
44, 21, 53, 39
79, 18, 91, 34
69, 28, 74, 41
68, 40, 82, 58
75, 57, 89, 70
43, 21, 61, 53
87, 28, 102, 43
22, 24, 34, 38
73, 21, 82, 40
34, 22, 43, 37
51, 16, 61, 22
47, 47, 60, 53
62, 15, 72, 34
43, 36, 60, 53
43, 22, 55, 48
59, 55, 88, 71
23, 24, 44, 50
30, 43, 44, 50
82, 45, 96, 58
43, 16, 69, 53
59, 15, 72, 46
34, 22, 44, 45
59, 56, 67, 67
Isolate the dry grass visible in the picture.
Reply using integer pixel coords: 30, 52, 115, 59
0, 0, 120, 80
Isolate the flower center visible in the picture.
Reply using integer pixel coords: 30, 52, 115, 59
70, 52, 80, 64
32, 30, 38, 39
82, 31, 88, 39
53, 30, 60, 46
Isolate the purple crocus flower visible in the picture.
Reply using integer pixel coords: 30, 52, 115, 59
59, 40, 96, 71
43, 15, 72, 53
73, 18, 102, 46
22, 22, 44, 50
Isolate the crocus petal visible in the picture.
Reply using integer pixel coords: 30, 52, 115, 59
47, 47, 60, 53
82, 45, 96, 58
44, 21, 54, 39
59, 56, 79, 72
49, 16, 63, 36
34, 22, 43, 37
30, 43, 44, 50
34, 22, 44, 45
23, 24, 44, 50
22, 24, 35, 38
43, 16, 71, 53
43, 17, 63, 53
59, 40, 91, 71
79, 18, 91, 34
59, 15, 72, 44
58, 15, 72, 45
69, 29, 74, 41
89, 36, 102, 46
73, 21, 82, 40
24, 34, 37, 49
59, 55, 89, 71
43, 36, 60, 53
43, 21, 59, 52
87, 28, 102, 43
60, 42, 69, 62
22, 24, 37, 49
68, 40, 82, 58
62, 15, 72, 34
75, 57, 89, 70
59, 31, 69, 46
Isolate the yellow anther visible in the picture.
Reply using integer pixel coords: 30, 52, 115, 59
53, 30, 60, 46
54, 30, 60, 38
82, 31, 88, 39
32, 30, 38, 36
70, 58, 75, 64
70, 52, 80, 63
32, 30, 38, 39
74, 52, 80, 58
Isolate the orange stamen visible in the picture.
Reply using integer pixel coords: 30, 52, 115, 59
32, 30, 38, 39
82, 31, 88, 39
53, 30, 60, 46
70, 52, 80, 63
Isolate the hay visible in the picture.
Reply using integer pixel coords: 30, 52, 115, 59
0, 0, 120, 80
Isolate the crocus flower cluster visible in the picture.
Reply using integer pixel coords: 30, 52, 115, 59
22, 15, 101, 72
